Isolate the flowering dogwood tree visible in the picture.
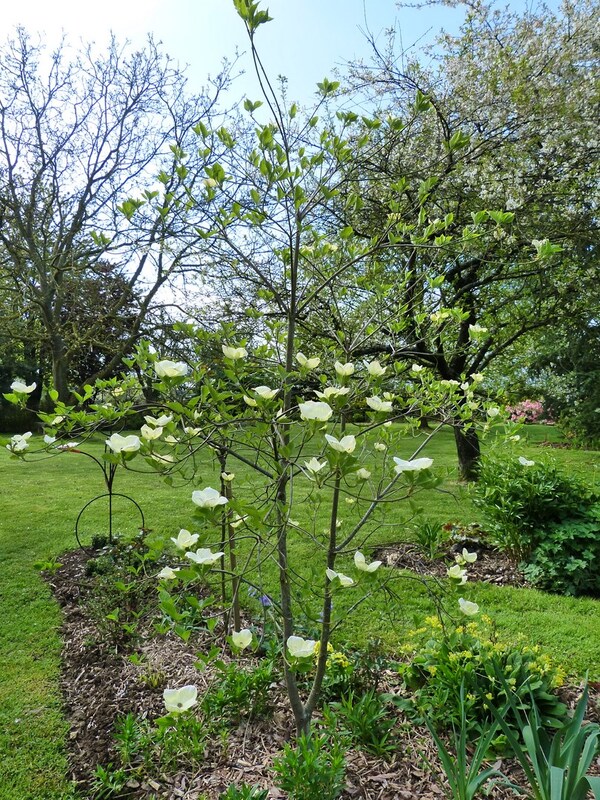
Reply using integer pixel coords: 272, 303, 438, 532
2, 0, 499, 735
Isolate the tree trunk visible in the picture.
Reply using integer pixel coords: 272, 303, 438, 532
51, 334, 70, 402
453, 424, 481, 481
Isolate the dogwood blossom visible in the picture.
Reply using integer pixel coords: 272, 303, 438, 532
296, 353, 320, 369
144, 414, 173, 427
518, 456, 535, 467
447, 564, 468, 584
487, 407, 500, 418
170, 529, 199, 549
163, 685, 197, 714
287, 636, 317, 658
141, 424, 163, 440
243, 395, 258, 407
456, 548, 478, 564
325, 434, 356, 454
366, 360, 386, 377
157, 567, 179, 580
43, 434, 56, 445
334, 361, 354, 377
314, 387, 350, 400
355, 468, 371, 480
326, 568, 355, 587
411, 364, 425, 373
304, 457, 327, 474
393, 456, 433, 473
10, 380, 36, 394
366, 396, 393, 413
191, 487, 228, 508
155, 360, 188, 378
6, 432, 32, 453
253, 385, 278, 400
106, 433, 141, 453
374, 442, 387, 452
231, 629, 253, 650
299, 401, 333, 422
221, 472, 235, 482
458, 598, 480, 616
186, 547, 225, 565
354, 551, 382, 572
222, 345, 248, 360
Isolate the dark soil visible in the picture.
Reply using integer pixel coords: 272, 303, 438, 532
46, 548, 600, 800
373, 537, 527, 589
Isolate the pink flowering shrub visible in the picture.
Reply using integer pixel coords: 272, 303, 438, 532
506, 399, 552, 424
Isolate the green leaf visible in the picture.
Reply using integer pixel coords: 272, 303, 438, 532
243, 98, 263, 113
317, 78, 340, 96
446, 130, 470, 150
414, 89, 431, 113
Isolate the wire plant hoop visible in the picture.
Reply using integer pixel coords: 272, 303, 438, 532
72, 445, 145, 551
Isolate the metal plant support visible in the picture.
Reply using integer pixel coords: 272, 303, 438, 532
73, 446, 145, 550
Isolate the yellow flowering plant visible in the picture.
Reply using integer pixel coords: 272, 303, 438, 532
396, 615, 568, 737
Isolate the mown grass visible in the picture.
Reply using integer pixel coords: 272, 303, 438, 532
1, 423, 599, 798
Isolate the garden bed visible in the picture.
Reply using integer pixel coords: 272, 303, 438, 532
46, 548, 600, 800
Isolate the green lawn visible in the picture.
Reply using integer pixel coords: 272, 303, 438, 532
1, 423, 599, 798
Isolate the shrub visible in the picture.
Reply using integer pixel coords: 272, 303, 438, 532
473, 455, 596, 558
326, 689, 397, 759
521, 508, 600, 596
396, 615, 567, 737
506, 399, 550, 424
273, 730, 346, 800
201, 661, 274, 724
474, 455, 600, 594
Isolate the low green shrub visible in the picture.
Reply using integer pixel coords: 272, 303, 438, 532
473, 455, 596, 558
521, 508, 600, 596
219, 785, 269, 800
395, 615, 567, 736
201, 661, 274, 724
326, 689, 397, 759
272, 730, 346, 800
474, 455, 600, 594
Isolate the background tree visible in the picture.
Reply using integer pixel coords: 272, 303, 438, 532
0, 29, 229, 401
334, 0, 600, 477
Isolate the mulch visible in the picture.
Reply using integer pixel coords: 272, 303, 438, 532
45, 545, 599, 799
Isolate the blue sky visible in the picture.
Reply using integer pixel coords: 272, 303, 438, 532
0, 0, 471, 104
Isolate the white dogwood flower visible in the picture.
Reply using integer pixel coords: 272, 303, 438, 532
106, 433, 141, 453
326, 568, 355, 587
10, 380, 36, 394
334, 361, 355, 377
231, 629, 253, 650
299, 401, 333, 422
354, 551, 382, 573
163, 685, 197, 714
222, 345, 248, 360
191, 487, 228, 508
458, 598, 480, 616
296, 353, 320, 369
366, 360, 386, 377
186, 547, 225, 565
366, 396, 393, 413
393, 456, 433, 473
325, 434, 356, 454
155, 360, 188, 378
287, 636, 317, 658
170, 529, 199, 549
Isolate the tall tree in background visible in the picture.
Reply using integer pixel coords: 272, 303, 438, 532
0, 29, 229, 401
335, 0, 600, 477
